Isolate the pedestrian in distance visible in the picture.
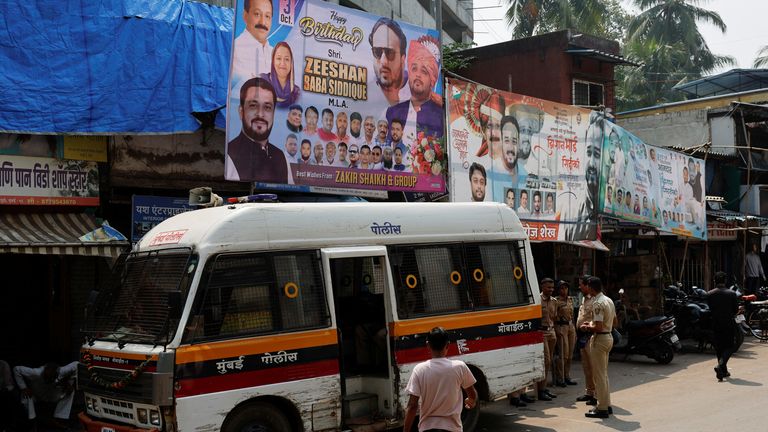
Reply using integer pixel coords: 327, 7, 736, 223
745, 243, 765, 296
707, 271, 739, 381
579, 276, 616, 418
403, 327, 478, 432
575, 275, 596, 404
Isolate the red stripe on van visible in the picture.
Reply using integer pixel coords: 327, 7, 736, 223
174, 359, 340, 397
394, 331, 543, 365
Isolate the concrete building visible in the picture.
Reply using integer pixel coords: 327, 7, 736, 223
194, 0, 474, 43
458, 29, 636, 112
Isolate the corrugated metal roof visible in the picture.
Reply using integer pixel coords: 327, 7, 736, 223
707, 209, 768, 224
674, 69, 768, 99
565, 48, 639, 66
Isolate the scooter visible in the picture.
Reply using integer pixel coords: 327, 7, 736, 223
612, 315, 681, 364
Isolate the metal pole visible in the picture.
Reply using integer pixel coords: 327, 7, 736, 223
741, 110, 752, 288
433, 0, 443, 46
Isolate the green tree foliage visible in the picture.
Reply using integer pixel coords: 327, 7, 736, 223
442, 41, 476, 74
619, 0, 734, 110
754, 46, 768, 68
504, 0, 609, 39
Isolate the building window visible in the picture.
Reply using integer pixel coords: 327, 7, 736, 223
573, 80, 604, 108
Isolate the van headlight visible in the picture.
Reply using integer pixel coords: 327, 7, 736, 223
137, 408, 148, 424
149, 409, 161, 426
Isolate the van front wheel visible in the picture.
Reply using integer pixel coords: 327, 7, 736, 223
224, 401, 292, 432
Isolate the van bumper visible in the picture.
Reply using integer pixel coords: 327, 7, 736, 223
78, 412, 159, 432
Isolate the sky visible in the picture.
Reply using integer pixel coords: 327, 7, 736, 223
471, 0, 768, 74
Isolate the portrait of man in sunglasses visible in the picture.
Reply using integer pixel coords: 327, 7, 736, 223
369, 17, 409, 106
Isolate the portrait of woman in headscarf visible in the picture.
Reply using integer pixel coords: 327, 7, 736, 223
261, 41, 300, 108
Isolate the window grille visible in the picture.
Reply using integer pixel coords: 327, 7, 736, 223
390, 242, 533, 319
187, 251, 329, 341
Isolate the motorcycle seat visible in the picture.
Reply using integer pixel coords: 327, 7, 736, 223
627, 316, 668, 329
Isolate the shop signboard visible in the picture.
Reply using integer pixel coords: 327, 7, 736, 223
0, 155, 98, 206
446, 78, 599, 241
707, 221, 737, 241
62, 136, 108, 162
225, 0, 445, 195
599, 124, 707, 240
131, 195, 195, 242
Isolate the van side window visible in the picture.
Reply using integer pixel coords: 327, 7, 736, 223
184, 251, 329, 342
389, 244, 470, 318
464, 242, 531, 308
390, 242, 532, 319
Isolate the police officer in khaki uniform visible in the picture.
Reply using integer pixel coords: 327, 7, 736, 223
537, 278, 558, 401
555, 280, 577, 387
580, 276, 616, 418
575, 275, 596, 403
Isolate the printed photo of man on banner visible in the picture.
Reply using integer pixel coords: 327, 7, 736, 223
446, 77, 597, 242
597, 123, 707, 240
225, 0, 446, 194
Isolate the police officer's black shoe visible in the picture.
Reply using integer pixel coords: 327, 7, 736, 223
509, 397, 526, 407
585, 397, 598, 405
520, 393, 536, 403
576, 394, 594, 402
544, 389, 558, 398
565, 378, 578, 385
585, 409, 610, 418
537, 391, 552, 401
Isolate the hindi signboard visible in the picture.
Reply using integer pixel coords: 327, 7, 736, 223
225, 0, 446, 195
446, 78, 599, 241
0, 155, 98, 206
131, 195, 195, 242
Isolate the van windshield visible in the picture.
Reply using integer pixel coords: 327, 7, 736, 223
85, 248, 197, 345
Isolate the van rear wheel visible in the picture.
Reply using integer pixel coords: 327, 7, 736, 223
224, 401, 292, 432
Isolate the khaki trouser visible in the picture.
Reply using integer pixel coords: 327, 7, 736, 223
589, 333, 614, 410
580, 334, 595, 396
543, 330, 557, 385
555, 324, 576, 381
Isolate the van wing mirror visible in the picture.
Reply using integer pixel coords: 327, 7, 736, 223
167, 291, 183, 319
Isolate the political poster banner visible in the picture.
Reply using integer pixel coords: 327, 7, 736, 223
446, 78, 600, 241
0, 155, 99, 206
599, 124, 706, 240
225, 0, 446, 194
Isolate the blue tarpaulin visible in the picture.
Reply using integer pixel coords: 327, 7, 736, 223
0, 0, 233, 134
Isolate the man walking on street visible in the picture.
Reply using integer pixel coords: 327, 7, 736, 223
538, 278, 558, 401
580, 277, 616, 419
575, 275, 596, 404
707, 271, 739, 381
404, 327, 477, 432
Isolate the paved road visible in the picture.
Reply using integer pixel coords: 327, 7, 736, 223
476, 338, 768, 431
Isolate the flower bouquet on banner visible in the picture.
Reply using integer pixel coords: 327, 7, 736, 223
409, 131, 447, 176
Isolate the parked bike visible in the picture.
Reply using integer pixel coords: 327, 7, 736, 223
612, 315, 681, 364
663, 284, 743, 352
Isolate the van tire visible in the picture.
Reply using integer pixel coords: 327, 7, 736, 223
224, 401, 292, 432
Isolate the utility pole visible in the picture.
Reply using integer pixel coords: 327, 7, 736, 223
433, 0, 443, 46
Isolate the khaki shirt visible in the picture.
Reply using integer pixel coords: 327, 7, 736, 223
592, 293, 616, 332
556, 296, 575, 323
576, 294, 594, 327
541, 295, 557, 331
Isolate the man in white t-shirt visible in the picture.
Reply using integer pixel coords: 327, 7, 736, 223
232, 0, 273, 81
404, 327, 477, 432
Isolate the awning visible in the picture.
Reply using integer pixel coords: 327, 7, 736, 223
565, 48, 640, 66
0, 213, 129, 258
707, 209, 768, 224
551, 239, 610, 251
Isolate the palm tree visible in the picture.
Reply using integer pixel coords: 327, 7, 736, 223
627, 0, 733, 74
504, 0, 608, 39
754, 46, 768, 68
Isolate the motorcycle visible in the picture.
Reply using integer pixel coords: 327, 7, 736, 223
664, 284, 744, 352
612, 315, 681, 364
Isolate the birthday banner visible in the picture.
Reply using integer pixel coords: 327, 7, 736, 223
225, 0, 446, 194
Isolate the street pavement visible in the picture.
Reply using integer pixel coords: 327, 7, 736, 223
476, 338, 768, 431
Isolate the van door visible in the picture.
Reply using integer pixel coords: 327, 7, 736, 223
321, 247, 396, 427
